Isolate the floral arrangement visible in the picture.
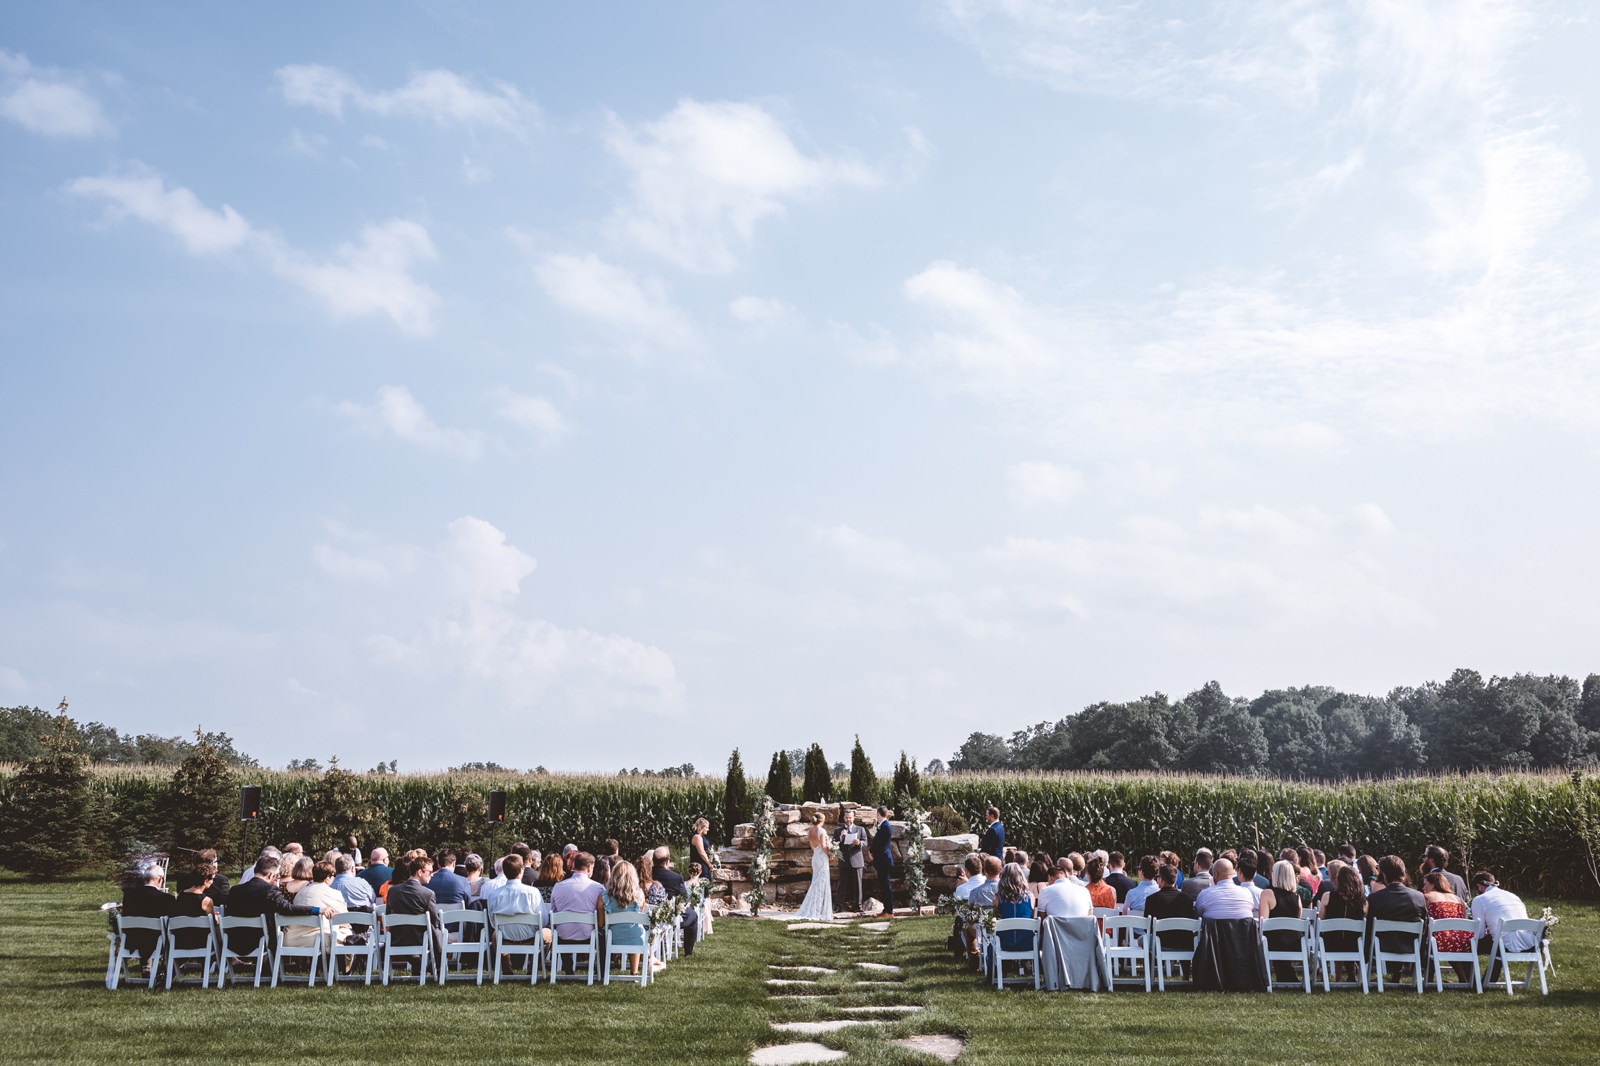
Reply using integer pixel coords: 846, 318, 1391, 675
901, 802, 929, 913
1540, 906, 1560, 940
745, 795, 776, 916
933, 892, 995, 933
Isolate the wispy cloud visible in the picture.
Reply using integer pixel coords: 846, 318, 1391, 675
67, 167, 439, 334
534, 252, 699, 353
335, 386, 483, 457
0, 49, 111, 138
493, 386, 568, 443
605, 99, 879, 272
275, 64, 533, 131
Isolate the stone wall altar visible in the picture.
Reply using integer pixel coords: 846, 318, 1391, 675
714, 800, 978, 908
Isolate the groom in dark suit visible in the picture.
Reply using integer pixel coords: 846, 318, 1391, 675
870, 806, 895, 917
835, 808, 868, 911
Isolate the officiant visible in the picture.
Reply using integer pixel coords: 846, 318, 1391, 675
834, 807, 868, 911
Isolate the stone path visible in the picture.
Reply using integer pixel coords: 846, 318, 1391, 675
893, 1035, 964, 1063
770, 965, 837, 974
750, 1044, 846, 1065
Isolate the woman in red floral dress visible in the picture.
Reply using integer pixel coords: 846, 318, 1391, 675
1423, 871, 1474, 982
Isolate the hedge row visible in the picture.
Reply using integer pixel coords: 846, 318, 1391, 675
4, 766, 1597, 897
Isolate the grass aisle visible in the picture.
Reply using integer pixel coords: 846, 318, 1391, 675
4, 879, 1597, 1065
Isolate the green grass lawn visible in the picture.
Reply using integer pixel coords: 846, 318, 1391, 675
3, 876, 1597, 1065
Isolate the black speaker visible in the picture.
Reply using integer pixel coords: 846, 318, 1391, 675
240, 785, 261, 822
487, 789, 506, 824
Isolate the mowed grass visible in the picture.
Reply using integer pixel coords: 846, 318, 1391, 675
4, 875, 1598, 1066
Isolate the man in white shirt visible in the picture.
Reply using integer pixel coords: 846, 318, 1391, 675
1036, 858, 1093, 918
1232, 855, 1263, 911
1192, 859, 1256, 920
487, 854, 544, 955
952, 854, 984, 902
1470, 871, 1538, 973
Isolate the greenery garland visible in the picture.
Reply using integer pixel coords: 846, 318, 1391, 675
901, 801, 929, 913
745, 795, 776, 915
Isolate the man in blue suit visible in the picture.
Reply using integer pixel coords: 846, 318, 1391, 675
428, 849, 469, 906
871, 806, 896, 917
980, 806, 1005, 859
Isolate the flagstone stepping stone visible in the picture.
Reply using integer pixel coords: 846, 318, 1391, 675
853, 980, 901, 985
835, 1005, 922, 1013
857, 962, 900, 972
770, 965, 837, 974
892, 1035, 964, 1063
767, 978, 820, 986
787, 922, 837, 931
769, 993, 837, 999
857, 922, 892, 931
749, 1044, 847, 1065
772, 1021, 887, 1034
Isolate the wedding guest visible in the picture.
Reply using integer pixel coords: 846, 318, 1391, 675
281, 856, 314, 898
357, 848, 392, 893
1144, 865, 1196, 960
226, 853, 334, 959
487, 855, 543, 964
1181, 849, 1214, 901
339, 834, 363, 867
1064, 852, 1086, 884
331, 855, 375, 909
1232, 853, 1262, 910
1252, 850, 1273, 890
1357, 854, 1380, 893
386, 853, 443, 967
604, 860, 648, 976
1470, 871, 1538, 980
597, 839, 623, 886
690, 819, 718, 879
962, 854, 1003, 968
1036, 857, 1092, 918
1105, 852, 1137, 903
461, 853, 487, 903
1317, 864, 1367, 983
550, 852, 606, 962
1424, 845, 1470, 900
285, 860, 347, 948
1296, 846, 1321, 893
561, 844, 580, 877
992, 863, 1035, 957
1160, 850, 1185, 888
1125, 855, 1160, 915
1085, 855, 1116, 910
1257, 860, 1304, 983
171, 858, 218, 952
953, 853, 985, 901
510, 843, 539, 887
1367, 855, 1427, 981
535, 852, 566, 891
121, 860, 177, 966
655, 847, 702, 956
429, 849, 469, 907
1423, 870, 1474, 982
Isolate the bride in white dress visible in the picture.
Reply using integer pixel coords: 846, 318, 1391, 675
793, 811, 834, 921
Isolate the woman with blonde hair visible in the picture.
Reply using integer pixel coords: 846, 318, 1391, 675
282, 856, 314, 898
639, 852, 667, 905
690, 817, 717, 879
1258, 860, 1303, 983
603, 859, 648, 975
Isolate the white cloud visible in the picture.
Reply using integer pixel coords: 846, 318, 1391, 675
0, 50, 111, 137
493, 386, 568, 443
68, 167, 439, 333
438, 516, 536, 602
275, 64, 531, 131
605, 99, 879, 272
335, 386, 483, 457
816, 524, 944, 579
1007, 461, 1083, 507
534, 252, 699, 352
312, 543, 390, 581
1353, 503, 1396, 536
729, 295, 796, 325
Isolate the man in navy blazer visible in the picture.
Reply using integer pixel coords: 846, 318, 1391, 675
870, 806, 896, 917
980, 806, 1005, 859
427, 849, 469, 906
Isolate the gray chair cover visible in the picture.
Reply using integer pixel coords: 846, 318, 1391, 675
1038, 915, 1111, 991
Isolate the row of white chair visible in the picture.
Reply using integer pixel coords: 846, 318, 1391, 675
977, 912, 1552, 995
106, 902, 701, 990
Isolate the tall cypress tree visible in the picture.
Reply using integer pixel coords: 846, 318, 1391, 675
723, 748, 750, 843
2, 710, 98, 878
849, 735, 877, 805
765, 750, 793, 803
168, 729, 240, 863
892, 750, 920, 802
803, 743, 831, 803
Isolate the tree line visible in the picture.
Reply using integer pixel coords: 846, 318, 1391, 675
945, 669, 1600, 777
0, 703, 257, 768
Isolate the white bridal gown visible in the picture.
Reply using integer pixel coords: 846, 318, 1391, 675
793, 833, 834, 921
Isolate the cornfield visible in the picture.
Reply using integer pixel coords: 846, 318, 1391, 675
4, 765, 1598, 897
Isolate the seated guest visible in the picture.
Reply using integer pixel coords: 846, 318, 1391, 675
598, 839, 625, 886
1159, 851, 1184, 888
1314, 849, 1328, 880
1337, 843, 1358, 866
650, 847, 700, 956
237, 845, 278, 886
386, 853, 443, 966
487, 855, 543, 964
429, 850, 469, 907
1423, 870, 1474, 982
281, 856, 313, 898
962, 854, 1004, 967
1064, 852, 1086, 884
1104, 852, 1137, 903
285, 860, 347, 948
1356, 854, 1380, 893
380, 849, 426, 902
550, 852, 607, 968
1194, 858, 1254, 919
1026, 852, 1051, 900
1423, 845, 1470, 901
1144, 864, 1196, 956
952, 854, 985, 901
1125, 855, 1161, 915
331, 855, 375, 909
172, 857, 218, 952
1232, 854, 1262, 910
992, 862, 1035, 956
178, 848, 230, 906
461, 853, 486, 903
480, 857, 510, 899
280, 842, 305, 871
639, 853, 667, 905
1469, 871, 1538, 980
1251, 850, 1272, 890
535, 852, 566, 891
1257, 860, 1304, 982
1181, 849, 1214, 901
511, 843, 540, 887
1317, 864, 1367, 982
1085, 855, 1116, 910
226, 853, 334, 959
357, 847, 392, 893
340, 834, 363, 867
604, 859, 648, 976
562, 843, 580, 877
1036, 856, 1092, 918
1367, 855, 1427, 979
121, 860, 178, 966
1296, 846, 1320, 895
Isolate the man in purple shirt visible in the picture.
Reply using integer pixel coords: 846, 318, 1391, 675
549, 851, 605, 970
1192, 858, 1256, 920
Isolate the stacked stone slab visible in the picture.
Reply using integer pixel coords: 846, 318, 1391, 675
715, 801, 979, 907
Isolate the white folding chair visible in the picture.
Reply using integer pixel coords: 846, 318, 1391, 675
164, 915, 217, 989
1489, 918, 1549, 995
1427, 918, 1483, 993
327, 911, 380, 985
107, 915, 165, 990
1371, 919, 1425, 993
381, 913, 433, 985
603, 913, 653, 986
989, 917, 1040, 990
1102, 914, 1151, 991
440, 909, 489, 985
1261, 917, 1312, 993
219, 914, 272, 987
1314, 917, 1368, 993
1152, 918, 1200, 991
492, 907, 545, 984
549, 911, 599, 984
271, 914, 324, 987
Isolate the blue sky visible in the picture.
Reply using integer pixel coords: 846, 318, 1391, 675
3, 2, 1598, 773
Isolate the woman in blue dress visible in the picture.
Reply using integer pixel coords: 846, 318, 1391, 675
993, 862, 1035, 972
604, 860, 648, 977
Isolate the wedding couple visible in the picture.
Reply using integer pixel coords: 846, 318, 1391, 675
793, 806, 895, 921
